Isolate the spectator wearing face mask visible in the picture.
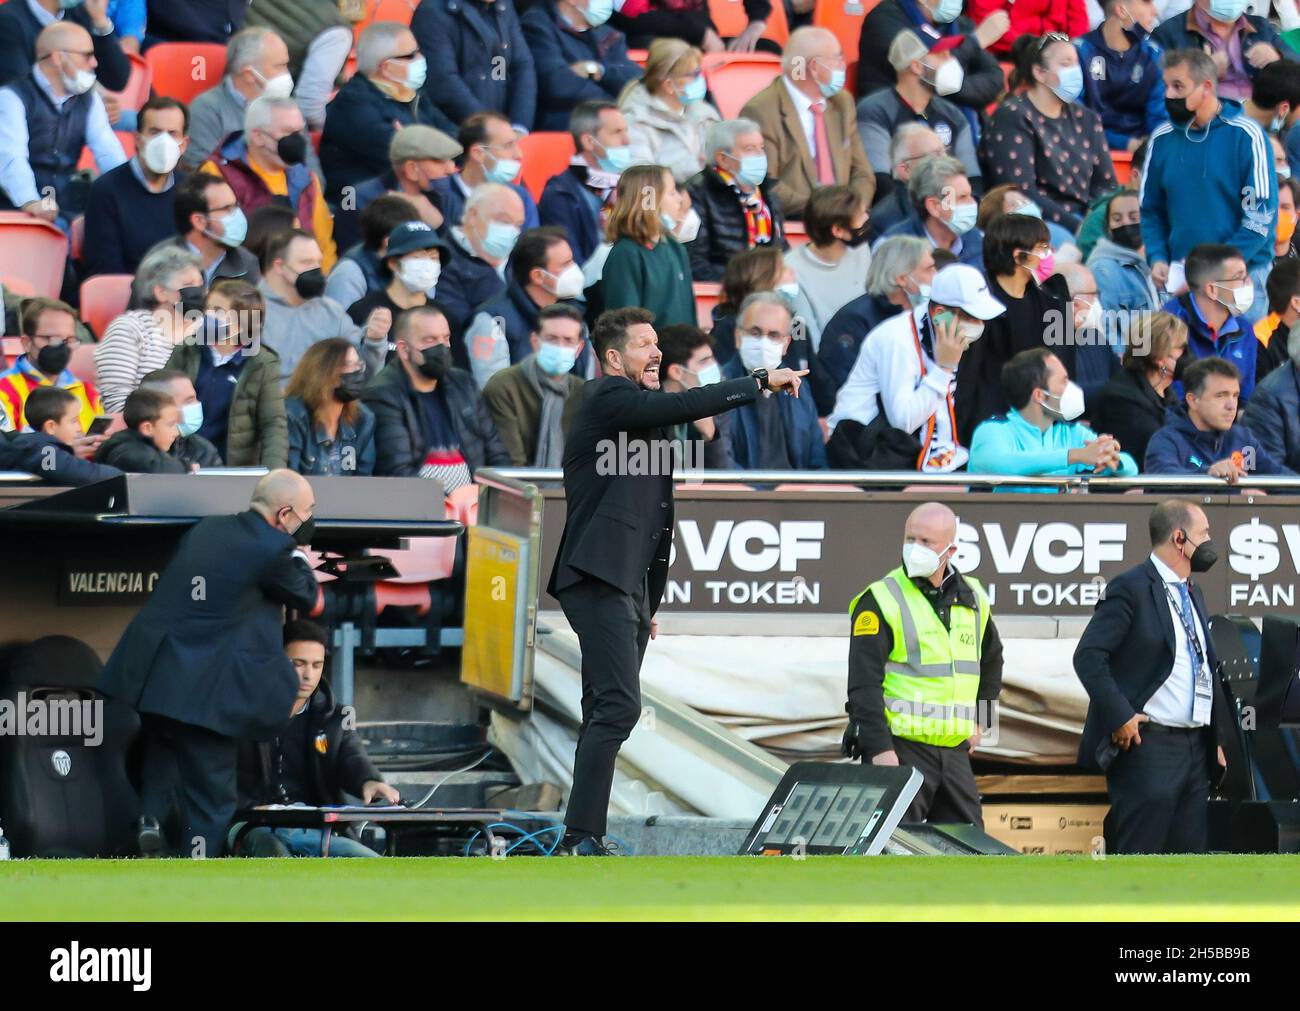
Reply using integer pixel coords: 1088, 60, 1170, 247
242, 0, 354, 130
150, 172, 261, 288
1087, 189, 1161, 331
705, 246, 797, 367
82, 97, 189, 278
319, 21, 456, 208
1254, 255, 1300, 381
621, 38, 721, 185
1076, 0, 1166, 153
346, 220, 450, 354
879, 155, 984, 270
829, 262, 1003, 472
0, 0, 132, 90
1091, 310, 1189, 466
439, 112, 540, 232
1151, 0, 1297, 104
981, 34, 1118, 232
94, 386, 188, 474
464, 227, 589, 389
1161, 242, 1260, 399
202, 95, 337, 272
818, 235, 935, 411
857, 32, 981, 208
138, 368, 225, 470
482, 303, 588, 467
439, 183, 528, 357
539, 101, 633, 266
95, 246, 205, 413
521, 0, 642, 133
954, 212, 1073, 444
1273, 170, 1299, 262
284, 338, 376, 477
721, 292, 827, 470
976, 184, 1078, 253
869, 123, 947, 240
655, 322, 735, 469
0, 298, 104, 436
968, 347, 1138, 486
0, 22, 127, 226
183, 28, 323, 178
685, 118, 786, 283
325, 195, 426, 318
1055, 261, 1122, 413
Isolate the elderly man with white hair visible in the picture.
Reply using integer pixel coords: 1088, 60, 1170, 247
740, 26, 875, 218
866, 123, 946, 238
183, 27, 325, 177
201, 94, 337, 271
319, 19, 457, 207
684, 117, 786, 282
1054, 260, 1121, 412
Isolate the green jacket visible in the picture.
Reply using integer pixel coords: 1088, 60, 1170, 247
481, 358, 585, 466
166, 343, 288, 468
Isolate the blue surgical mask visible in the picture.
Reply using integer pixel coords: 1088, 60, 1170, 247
818, 66, 846, 98
660, 210, 679, 233
931, 0, 963, 22
1051, 64, 1084, 104
1209, 0, 1248, 20
1013, 200, 1043, 219
678, 75, 707, 104
404, 56, 428, 91
693, 362, 721, 386
777, 281, 800, 304
211, 207, 248, 247
583, 0, 614, 26
179, 401, 204, 438
736, 153, 769, 187
1279, 163, 1293, 180
536, 341, 579, 376
597, 141, 632, 173
482, 220, 521, 260
485, 153, 522, 184
947, 201, 978, 235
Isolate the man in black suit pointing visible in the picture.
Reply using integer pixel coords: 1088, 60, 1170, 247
549, 307, 807, 855
1074, 499, 1228, 854
101, 469, 321, 857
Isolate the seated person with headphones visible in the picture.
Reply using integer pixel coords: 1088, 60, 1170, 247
229, 619, 400, 857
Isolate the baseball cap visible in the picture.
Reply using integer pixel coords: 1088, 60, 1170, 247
385, 220, 448, 260
930, 264, 1005, 320
389, 125, 462, 165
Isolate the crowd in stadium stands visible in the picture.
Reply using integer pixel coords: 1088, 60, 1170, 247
5, 0, 1300, 489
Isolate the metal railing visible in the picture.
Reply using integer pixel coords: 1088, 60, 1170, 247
487, 468, 1300, 492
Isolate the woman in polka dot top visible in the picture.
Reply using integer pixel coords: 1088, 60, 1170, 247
979, 32, 1118, 233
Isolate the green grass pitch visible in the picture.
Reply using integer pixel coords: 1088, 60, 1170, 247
2, 854, 1299, 920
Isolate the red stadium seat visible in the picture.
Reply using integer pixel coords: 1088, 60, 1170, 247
375, 581, 432, 617
69, 216, 84, 263
518, 131, 576, 201
359, 0, 419, 25
79, 274, 133, 338
69, 343, 98, 386
693, 281, 722, 330
709, 0, 790, 47
1111, 149, 1133, 185
0, 213, 67, 298
2, 277, 37, 298
813, 0, 880, 88
700, 53, 782, 120
1, 337, 24, 366
76, 131, 135, 174
145, 42, 227, 104
102, 52, 152, 112
627, 49, 648, 67
784, 219, 808, 247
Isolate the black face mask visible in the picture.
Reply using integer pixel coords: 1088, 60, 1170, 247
335, 369, 367, 403
415, 344, 451, 380
1165, 96, 1195, 127
293, 267, 326, 300
847, 221, 872, 247
1181, 530, 1218, 573
1111, 223, 1143, 250
35, 342, 70, 375
177, 284, 206, 317
283, 508, 315, 546
276, 132, 308, 166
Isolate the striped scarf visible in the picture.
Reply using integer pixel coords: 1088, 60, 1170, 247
714, 167, 774, 248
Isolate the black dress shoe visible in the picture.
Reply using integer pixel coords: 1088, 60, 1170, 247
557, 832, 618, 856
135, 816, 164, 858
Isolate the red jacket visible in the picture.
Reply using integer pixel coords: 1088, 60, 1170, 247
965, 0, 1089, 55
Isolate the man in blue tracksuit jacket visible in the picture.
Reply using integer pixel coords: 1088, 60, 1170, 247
1077, 8, 1167, 151
1140, 50, 1276, 318
1144, 355, 1293, 476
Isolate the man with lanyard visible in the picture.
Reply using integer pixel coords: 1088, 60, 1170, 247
841, 501, 1003, 825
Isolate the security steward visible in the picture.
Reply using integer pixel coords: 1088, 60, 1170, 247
841, 501, 1003, 824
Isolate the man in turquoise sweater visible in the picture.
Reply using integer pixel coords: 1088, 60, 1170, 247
969, 347, 1138, 486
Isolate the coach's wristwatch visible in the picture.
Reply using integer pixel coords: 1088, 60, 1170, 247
750, 368, 770, 391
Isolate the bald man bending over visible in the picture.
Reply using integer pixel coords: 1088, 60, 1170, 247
841, 501, 1003, 825
101, 470, 320, 857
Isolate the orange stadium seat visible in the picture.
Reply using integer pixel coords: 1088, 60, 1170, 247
627, 48, 648, 67
359, 0, 419, 26
69, 216, 84, 263
694, 281, 722, 330
709, 0, 790, 47
784, 219, 808, 247
0, 213, 67, 298
813, 0, 880, 84
68, 343, 98, 386
700, 52, 782, 119
1111, 149, 1133, 185
1, 337, 25, 366
1, 277, 36, 298
102, 52, 152, 112
77, 131, 136, 174
79, 275, 133, 338
518, 131, 576, 201
145, 42, 227, 104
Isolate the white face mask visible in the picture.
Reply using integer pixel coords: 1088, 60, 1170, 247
1042, 380, 1085, 421
62, 65, 97, 95
141, 132, 182, 174
926, 59, 965, 97
902, 541, 951, 579
398, 256, 441, 293
959, 320, 984, 342
545, 263, 585, 300
693, 362, 721, 386
1076, 296, 1103, 331
258, 70, 295, 100
1215, 280, 1255, 316
739, 335, 785, 371
675, 206, 702, 244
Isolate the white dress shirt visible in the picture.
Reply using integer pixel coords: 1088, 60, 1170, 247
1144, 553, 1211, 728
781, 76, 819, 163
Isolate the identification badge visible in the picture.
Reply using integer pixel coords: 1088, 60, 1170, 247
1193, 665, 1214, 725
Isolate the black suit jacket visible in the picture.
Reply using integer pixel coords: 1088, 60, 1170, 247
1073, 558, 1222, 773
99, 511, 319, 740
547, 375, 758, 611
